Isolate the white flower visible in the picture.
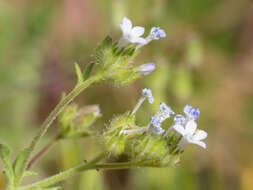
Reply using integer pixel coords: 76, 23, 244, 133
118, 17, 146, 47
173, 120, 207, 149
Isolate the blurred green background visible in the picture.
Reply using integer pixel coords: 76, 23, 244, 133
0, 0, 253, 189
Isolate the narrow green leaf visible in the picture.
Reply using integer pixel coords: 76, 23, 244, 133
0, 144, 10, 161
83, 63, 95, 80
0, 144, 14, 185
24, 170, 38, 177
74, 63, 83, 84
13, 148, 29, 176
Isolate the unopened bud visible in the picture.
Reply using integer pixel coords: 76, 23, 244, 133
136, 62, 156, 75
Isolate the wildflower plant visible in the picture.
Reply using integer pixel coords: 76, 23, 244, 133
0, 17, 207, 190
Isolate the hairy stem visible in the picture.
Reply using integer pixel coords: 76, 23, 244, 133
19, 158, 158, 190
14, 75, 102, 186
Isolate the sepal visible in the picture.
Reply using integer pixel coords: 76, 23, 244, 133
58, 104, 101, 139
0, 144, 14, 185
0, 143, 11, 162
74, 63, 83, 84
103, 112, 136, 155
13, 148, 29, 177
95, 36, 146, 86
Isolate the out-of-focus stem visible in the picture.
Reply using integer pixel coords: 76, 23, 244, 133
26, 135, 60, 170
131, 97, 145, 115
14, 74, 102, 187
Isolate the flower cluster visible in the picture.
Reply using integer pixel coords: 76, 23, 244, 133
150, 102, 175, 134
94, 17, 166, 86
103, 89, 208, 166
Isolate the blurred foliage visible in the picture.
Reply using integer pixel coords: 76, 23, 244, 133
0, 0, 252, 190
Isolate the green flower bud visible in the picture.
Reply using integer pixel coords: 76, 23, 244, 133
160, 151, 181, 167
103, 112, 136, 155
102, 109, 182, 167
95, 36, 154, 86
132, 135, 168, 162
58, 104, 101, 139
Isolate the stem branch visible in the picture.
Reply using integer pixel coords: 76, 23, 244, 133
15, 75, 102, 186
27, 135, 60, 170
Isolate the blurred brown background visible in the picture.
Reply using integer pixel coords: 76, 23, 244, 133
0, 0, 253, 190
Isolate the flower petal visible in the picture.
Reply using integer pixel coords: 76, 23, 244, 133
192, 141, 206, 149
173, 124, 185, 136
185, 120, 197, 135
186, 137, 206, 149
120, 17, 132, 35
131, 26, 145, 37
193, 130, 208, 141
129, 37, 147, 44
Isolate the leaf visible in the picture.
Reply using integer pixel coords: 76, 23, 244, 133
13, 148, 29, 176
74, 63, 83, 84
83, 63, 95, 81
24, 170, 38, 177
0, 144, 10, 161
0, 144, 13, 183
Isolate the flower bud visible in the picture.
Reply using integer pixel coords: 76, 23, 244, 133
141, 88, 154, 104
95, 36, 145, 85
58, 104, 101, 138
103, 112, 136, 155
150, 27, 166, 40
136, 63, 156, 75
184, 105, 200, 120
133, 135, 171, 165
160, 152, 181, 167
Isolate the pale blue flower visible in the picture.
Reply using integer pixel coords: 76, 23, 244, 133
136, 26, 166, 49
184, 105, 200, 120
141, 88, 154, 104
136, 62, 156, 75
150, 116, 164, 135
156, 102, 174, 122
150, 27, 166, 40
174, 114, 185, 124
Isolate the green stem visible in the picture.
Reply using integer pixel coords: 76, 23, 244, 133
19, 159, 158, 190
14, 75, 102, 186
